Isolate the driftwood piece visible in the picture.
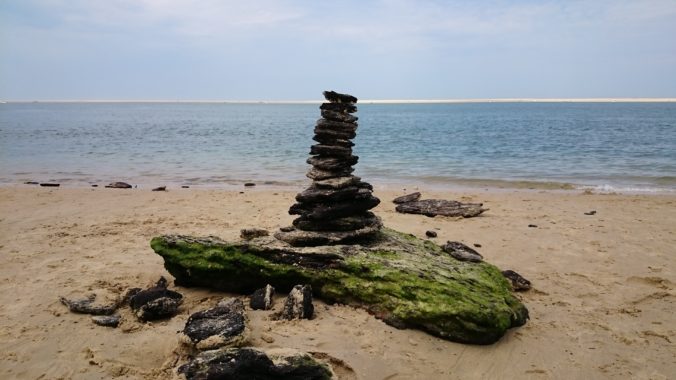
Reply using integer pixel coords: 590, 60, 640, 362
395, 199, 487, 218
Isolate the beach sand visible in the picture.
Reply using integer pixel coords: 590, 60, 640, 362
0, 186, 674, 379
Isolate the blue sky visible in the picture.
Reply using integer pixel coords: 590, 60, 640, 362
1, 0, 675, 100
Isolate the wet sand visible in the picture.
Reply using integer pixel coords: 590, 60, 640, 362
0, 186, 674, 379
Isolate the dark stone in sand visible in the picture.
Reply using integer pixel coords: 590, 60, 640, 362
395, 199, 487, 218
426, 230, 437, 238
289, 196, 380, 220
250, 284, 275, 310
310, 144, 352, 157
313, 176, 361, 189
240, 228, 269, 240
129, 277, 183, 321
279, 226, 295, 232
316, 118, 358, 132
584, 210, 597, 215
59, 294, 120, 315
528, 224, 538, 228
296, 186, 363, 204
177, 347, 333, 380
320, 102, 357, 114
323, 90, 358, 104
40, 183, 60, 187
91, 184, 98, 187
91, 315, 121, 328
180, 298, 249, 350
306, 167, 354, 181
393, 192, 422, 204
306, 156, 359, 171
279, 285, 314, 320
24, 181, 39, 185
182, 185, 190, 188
313, 127, 356, 141
292, 212, 379, 232
474, 243, 482, 248
441, 241, 483, 262
105, 182, 132, 189
321, 109, 358, 123
502, 270, 532, 291
152, 186, 166, 191
244, 182, 256, 187
275, 219, 382, 246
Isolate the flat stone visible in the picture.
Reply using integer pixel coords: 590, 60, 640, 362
441, 241, 483, 262
313, 176, 361, 189
151, 186, 166, 191
425, 230, 437, 238
180, 298, 249, 351
296, 186, 362, 203
320, 102, 357, 113
105, 182, 132, 189
395, 199, 487, 218
250, 284, 275, 310
240, 228, 269, 240
177, 347, 333, 380
91, 315, 121, 328
289, 196, 380, 220
40, 183, 60, 187
316, 118, 357, 132
321, 109, 358, 123
393, 192, 422, 204
129, 277, 183, 321
310, 144, 352, 157
323, 90, 358, 104
279, 284, 314, 320
307, 156, 358, 171
314, 126, 356, 141
274, 220, 382, 247
502, 270, 532, 291
293, 212, 379, 232
306, 167, 354, 181
312, 135, 354, 147
59, 294, 120, 315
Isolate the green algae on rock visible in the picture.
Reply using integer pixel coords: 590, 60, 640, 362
150, 228, 528, 344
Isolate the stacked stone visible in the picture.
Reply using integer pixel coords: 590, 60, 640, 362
275, 91, 382, 246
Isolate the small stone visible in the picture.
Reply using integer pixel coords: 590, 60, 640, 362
151, 186, 166, 191
473, 243, 482, 248
323, 90, 358, 104
240, 228, 269, 240
279, 285, 314, 320
91, 184, 98, 187
182, 185, 190, 188
250, 284, 275, 310
425, 230, 437, 238
244, 182, 256, 187
310, 144, 352, 157
313, 176, 361, 189
442, 241, 483, 262
260, 333, 275, 343
59, 294, 120, 315
180, 298, 249, 351
502, 270, 532, 291
393, 192, 422, 204
40, 183, 60, 187
91, 315, 121, 328
279, 226, 295, 232
104, 182, 132, 189
306, 167, 354, 181
24, 181, 39, 185
584, 210, 597, 215
528, 224, 538, 228
129, 277, 183, 321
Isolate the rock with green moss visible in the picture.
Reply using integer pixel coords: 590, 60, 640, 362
150, 228, 528, 344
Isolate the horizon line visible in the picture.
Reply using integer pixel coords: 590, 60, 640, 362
2, 97, 676, 104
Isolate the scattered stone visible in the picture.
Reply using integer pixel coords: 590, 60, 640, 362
279, 285, 314, 320
528, 224, 538, 228
260, 333, 275, 343
182, 185, 190, 188
396, 199, 486, 218
151, 186, 166, 191
244, 182, 256, 187
129, 277, 183, 321
39, 183, 60, 187
393, 192, 422, 204
441, 241, 483, 262
24, 181, 39, 185
180, 298, 249, 351
59, 294, 120, 315
105, 182, 132, 189
91, 315, 121, 328
425, 230, 437, 238
91, 184, 98, 187
584, 210, 597, 215
240, 228, 269, 240
502, 270, 532, 291
279, 226, 295, 232
177, 347, 333, 380
276, 91, 381, 247
473, 243, 482, 248
250, 284, 275, 310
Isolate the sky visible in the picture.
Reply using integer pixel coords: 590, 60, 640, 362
1, 0, 675, 100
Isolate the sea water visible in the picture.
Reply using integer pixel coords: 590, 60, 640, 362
1, 102, 675, 192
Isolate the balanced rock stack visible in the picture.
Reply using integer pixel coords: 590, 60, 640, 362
275, 91, 382, 246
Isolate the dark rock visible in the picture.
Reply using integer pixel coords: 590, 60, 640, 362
395, 199, 487, 218
425, 230, 437, 238
279, 226, 295, 232
91, 315, 121, 328
473, 243, 482, 248
240, 228, 269, 240
310, 144, 352, 157
250, 284, 275, 310
289, 196, 380, 220
91, 184, 98, 187
296, 186, 364, 204
321, 109, 358, 123
306, 156, 359, 171
584, 210, 597, 215
306, 167, 354, 181
441, 241, 483, 262
280, 285, 314, 320
177, 347, 333, 380
180, 298, 249, 351
59, 294, 120, 315
104, 182, 132, 189
293, 212, 379, 232
323, 90, 358, 104
40, 183, 60, 187
275, 220, 382, 247
528, 224, 537, 228
313, 176, 361, 189
244, 182, 256, 187
129, 277, 183, 321
393, 192, 422, 204
316, 118, 358, 132
313, 127, 356, 141
502, 270, 532, 291
24, 181, 39, 185
182, 185, 190, 188
312, 135, 355, 147
152, 186, 166, 191
319, 102, 357, 113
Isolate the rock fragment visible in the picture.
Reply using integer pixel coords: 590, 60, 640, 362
59, 294, 120, 315
249, 284, 275, 310
40, 183, 60, 187
129, 277, 183, 321
279, 285, 314, 320
425, 230, 437, 238
240, 228, 269, 240
105, 182, 132, 189
91, 315, 121, 328
441, 241, 483, 262
396, 199, 486, 218
180, 298, 249, 351
151, 186, 166, 191
393, 192, 422, 204
502, 270, 532, 291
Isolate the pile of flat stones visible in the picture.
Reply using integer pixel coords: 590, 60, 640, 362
275, 91, 382, 246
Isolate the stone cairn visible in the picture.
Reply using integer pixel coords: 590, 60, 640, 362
275, 91, 382, 246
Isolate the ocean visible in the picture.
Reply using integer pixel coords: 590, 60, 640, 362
1, 102, 675, 192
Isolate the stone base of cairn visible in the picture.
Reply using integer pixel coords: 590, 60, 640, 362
275, 91, 382, 247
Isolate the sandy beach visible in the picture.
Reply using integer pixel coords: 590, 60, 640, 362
0, 185, 674, 379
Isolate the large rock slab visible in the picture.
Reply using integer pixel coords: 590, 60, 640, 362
395, 199, 487, 217
150, 228, 528, 344
179, 298, 249, 351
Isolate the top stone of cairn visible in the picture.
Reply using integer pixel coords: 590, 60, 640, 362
323, 91, 358, 104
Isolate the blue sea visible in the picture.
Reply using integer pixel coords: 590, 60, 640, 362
1, 102, 675, 192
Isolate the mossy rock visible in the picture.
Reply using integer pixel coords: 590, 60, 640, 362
150, 228, 528, 344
